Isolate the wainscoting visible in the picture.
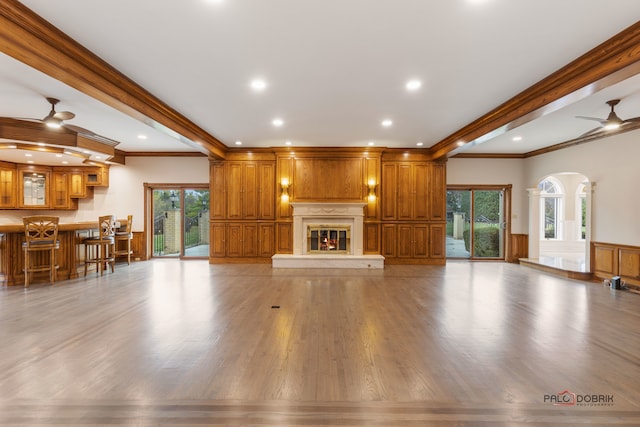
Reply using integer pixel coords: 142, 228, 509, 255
592, 241, 640, 289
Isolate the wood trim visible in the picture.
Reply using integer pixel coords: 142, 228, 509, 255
0, 1, 227, 159
431, 21, 640, 160
124, 151, 207, 158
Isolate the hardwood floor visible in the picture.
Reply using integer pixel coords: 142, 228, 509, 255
0, 260, 639, 426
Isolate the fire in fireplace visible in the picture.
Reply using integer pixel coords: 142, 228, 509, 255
307, 225, 350, 254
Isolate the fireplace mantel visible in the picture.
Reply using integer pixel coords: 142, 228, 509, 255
272, 202, 385, 269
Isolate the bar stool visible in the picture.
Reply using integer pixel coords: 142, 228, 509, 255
22, 215, 60, 288
114, 215, 133, 265
84, 215, 116, 276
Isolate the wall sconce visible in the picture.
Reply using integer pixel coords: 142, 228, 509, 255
281, 178, 290, 201
367, 179, 376, 201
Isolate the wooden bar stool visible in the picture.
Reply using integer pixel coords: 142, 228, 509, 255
114, 215, 133, 265
22, 215, 60, 288
84, 215, 116, 276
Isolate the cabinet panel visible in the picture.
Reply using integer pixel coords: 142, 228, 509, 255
0, 164, 16, 208
381, 164, 397, 220
227, 224, 242, 257
619, 248, 640, 281
259, 223, 275, 257
381, 224, 396, 258
227, 163, 243, 219
210, 163, 226, 219
397, 164, 413, 220
18, 165, 50, 208
276, 223, 293, 254
413, 164, 429, 220
429, 224, 446, 259
258, 163, 275, 219
211, 223, 226, 257
363, 223, 379, 254
242, 223, 259, 257
243, 163, 258, 219
397, 225, 413, 258
429, 164, 446, 220
69, 171, 86, 198
52, 171, 71, 209
413, 224, 429, 258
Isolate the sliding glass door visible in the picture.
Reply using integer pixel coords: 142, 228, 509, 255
151, 187, 209, 258
446, 187, 508, 259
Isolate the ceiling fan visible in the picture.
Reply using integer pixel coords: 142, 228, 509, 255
40, 97, 75, 128
576, 99, 640, 135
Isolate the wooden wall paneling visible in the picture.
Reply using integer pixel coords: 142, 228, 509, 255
413, 224, 429, 258
243, 163, 258, 219
429, 163, 446, 220
226, 163, 243, 219
259, 223, 275, 257
397, 224, 413, 258
294, 158, 363, 201
429, 223, 446, 259
242, 223, 259, 257
210, 163, 225, 220
396, 164, 412, 220
363, 223, 379, 254
226, 224, 242, 257
210, 223, 226, 257
131, 231, 145, 261
276, 222, 293, 254
381, 163, 397, 220
413, 164, 428, 220
0, 162, 17, 208
593, 243, 617, 277
509, 234, 529, 263
258, 163, 275, 219
618, 247, 640, 286
381, 224, 396, 258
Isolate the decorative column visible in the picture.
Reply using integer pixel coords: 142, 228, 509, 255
527, 188, 540, 260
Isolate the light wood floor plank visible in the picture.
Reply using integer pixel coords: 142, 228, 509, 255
0, 260, 638, 425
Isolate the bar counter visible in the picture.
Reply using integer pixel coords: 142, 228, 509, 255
0, 222, 100, 286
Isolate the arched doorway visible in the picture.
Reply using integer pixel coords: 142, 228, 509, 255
528, 173, 591, 272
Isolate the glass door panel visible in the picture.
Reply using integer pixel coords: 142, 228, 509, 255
152, 189, 181, 257
446, 190, 471, 258
472, 190, 505, 259
183, 189, 210, 257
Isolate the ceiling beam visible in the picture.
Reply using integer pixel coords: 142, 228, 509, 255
0, 0, 227, 160
430, 20, 640, 160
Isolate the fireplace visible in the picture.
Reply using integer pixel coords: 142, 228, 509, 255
272, 202, 384, 268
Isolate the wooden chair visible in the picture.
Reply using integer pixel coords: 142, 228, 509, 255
22, 215, 60, 288
114, 215, 133, 265
84, 215, 116, 276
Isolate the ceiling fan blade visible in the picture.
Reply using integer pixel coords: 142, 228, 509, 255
575, 116, 606, 125
623, 116, 640, 123
54, 111, 75, 120
578, 127, 602, 138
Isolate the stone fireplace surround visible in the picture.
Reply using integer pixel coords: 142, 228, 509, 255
271, 202, 385, 269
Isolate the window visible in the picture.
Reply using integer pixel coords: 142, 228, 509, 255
538, 178, 562, 239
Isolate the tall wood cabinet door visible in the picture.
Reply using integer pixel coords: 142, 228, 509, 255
52, 171, 70, 209
227, 163, 243, 219
381, 224, 397, 258
258, 163, 275, 219
381, 164, 397, 220
69, 172, 86, 198
413, 224, 429, 258
429, 164, 446, 220
242, 223, 259, 257
397, 164, 413, 220
210, 163, 226, 220
243, 163, 258, 219
0, 164, 16, 208
413, 164, 429, 220
259, 223, 275, 257
397, 224, 413, 258
227, 224, 243, 257
211, 223, 227, 257
429, 223, 446, 259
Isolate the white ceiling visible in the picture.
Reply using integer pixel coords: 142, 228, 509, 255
3, 0, 640, 166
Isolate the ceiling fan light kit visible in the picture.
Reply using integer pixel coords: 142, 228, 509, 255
576, 99, 639, 136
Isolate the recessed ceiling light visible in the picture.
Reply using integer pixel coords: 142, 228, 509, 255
457, 141, 465, 147
512, 136, 522, 142
416, 141, 424, 146
406, 80, 422, 91
27, 160, 34, 164
55, 154, 63, 157
272, 118, 284, 127
285, 141, 292, 146
250, 79, 267, 91
368, 141, 375, 146
381, 119, 393, 127
61, 161, 68, 164
138, 134, 147, 140
25, 153, 32, 157
37, 142, 45, 146
235, 140, 242, 145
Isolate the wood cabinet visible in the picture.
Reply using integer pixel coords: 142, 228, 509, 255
210, 163, 226, 220
397, 224, 429, 258
52, 170, 70, 209
382, 162, 440, 221
0, 162, 16, 208
17, 165, 50, 209
69, 171, 86, 198
226, 161, 274, 220
210, 222, 274, 259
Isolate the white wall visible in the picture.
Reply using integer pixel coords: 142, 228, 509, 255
524, 131, 640, 246
0, 156, 209, 232
447, 158, 528, 234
